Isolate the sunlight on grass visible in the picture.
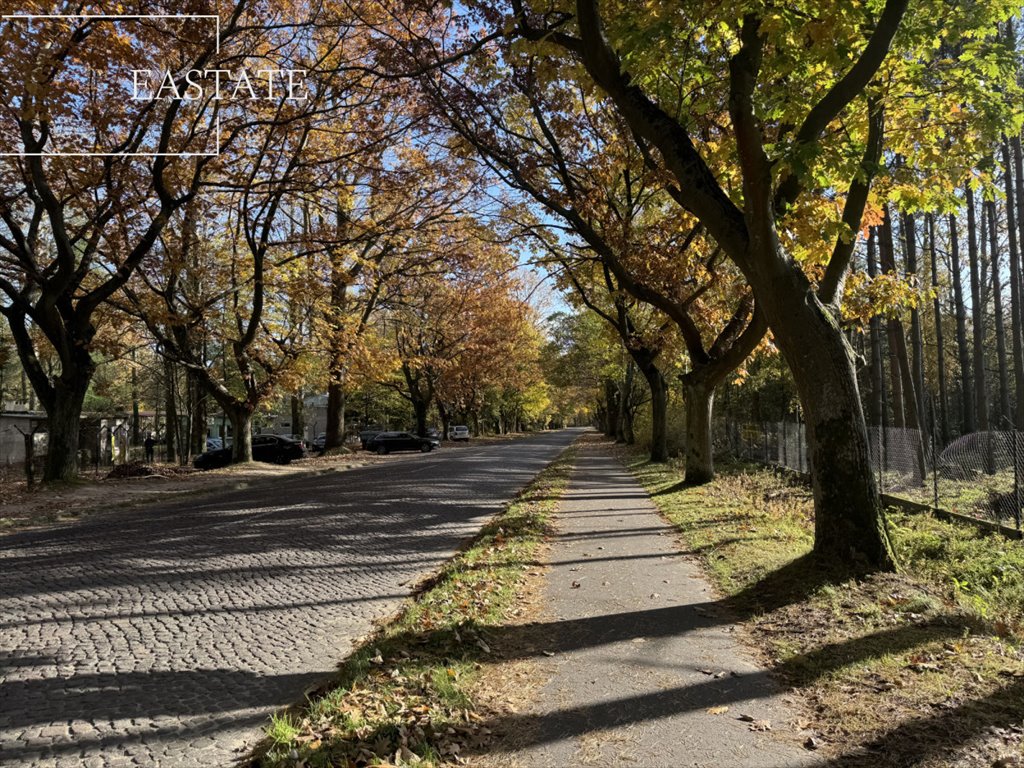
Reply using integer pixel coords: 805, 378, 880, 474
629, 453, 1024, 767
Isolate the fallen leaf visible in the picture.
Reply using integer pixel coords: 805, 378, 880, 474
707, 706, 729, 715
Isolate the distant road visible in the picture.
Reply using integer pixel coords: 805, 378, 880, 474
0, 428, 583, 767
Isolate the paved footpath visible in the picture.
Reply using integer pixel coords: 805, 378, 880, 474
0, 429, 581, 767
500, 445, 821, 767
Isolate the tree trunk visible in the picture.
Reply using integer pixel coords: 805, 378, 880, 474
902, 212, 929, 444
190, 372, 207, 459
413, 397, 429, 437
634, 355, 667, 462
231, 409, 253, 463
42, 376, 90, 483
948, 213, 975, 433
164, 357, 177, 465
615, 365, 630, 443
966, 185, 989, 431
1013, 134, 1024, 350
881, 209, 922, 437
603, 377, 619, 438
437, 399, 452, 442
1001, 139, 1024, 428
866, 231, 884, 427
290, 392, 304, 440
987, 200, 1012, 426
130, 349, 141, 448
927, 215, 950, 444
751, 252, 896, 571
22, 429, 35, 488
325, 380, 345, 449
682, 378, 715, 485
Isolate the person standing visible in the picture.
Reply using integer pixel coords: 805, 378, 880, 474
144, 433, 155, 463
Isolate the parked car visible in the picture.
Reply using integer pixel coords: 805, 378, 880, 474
359, 426, 385, 448
311, 432, 327, 452
448, 425, 470, 441
193, 434, 305, 470
206, 437, 223, 451
365, 431, 440, 455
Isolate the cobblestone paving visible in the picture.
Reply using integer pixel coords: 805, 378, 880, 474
0, 430, 580, 767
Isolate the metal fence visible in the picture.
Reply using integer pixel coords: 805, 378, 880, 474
715, 418, 1024, 535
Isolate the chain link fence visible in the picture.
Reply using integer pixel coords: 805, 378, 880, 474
715, 418, 1024, 535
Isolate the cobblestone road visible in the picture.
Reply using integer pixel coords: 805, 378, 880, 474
0, 430, 580, 767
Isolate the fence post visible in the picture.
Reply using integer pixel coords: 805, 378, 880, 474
875, 425, 882, 493
1014, 426, 1022, 533
880, 424, 887, 494
931, 405, 939, 513
798, 416, 805, 473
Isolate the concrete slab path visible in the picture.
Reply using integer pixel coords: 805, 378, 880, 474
501, 444, 821, 767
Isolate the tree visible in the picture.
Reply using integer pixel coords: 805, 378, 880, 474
0, 9, 243, 480
418, 50, 761, 469
483, 0, 1020, 569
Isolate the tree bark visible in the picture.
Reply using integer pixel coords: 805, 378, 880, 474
866, 230, 885, 431
190, 371, 207, 459
634, 356, 667, 462
682, 378, 714, 485
164, 357, 178, 465
1001, 139, 1024, 427
927, 214, 950, 443
130, 349, 141, 448
755, 269, 895, 569
615, 363, 632, 443
987, 200, 1012, 426
42, 376, 90, 483
902, 212, 929, 444
437, 400, 452, 442
603, 377, 619, 438
230, 408, 253, 463
966, 184, 989, 431
948, 214, 975, 432
413, 397, 429, 438
325, 380, 345, 450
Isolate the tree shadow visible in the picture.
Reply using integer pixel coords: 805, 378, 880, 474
284, 602, 1008, 766
820, 675, 1024, 767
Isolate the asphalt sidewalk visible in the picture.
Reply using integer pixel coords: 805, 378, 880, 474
499, 444, 821, 767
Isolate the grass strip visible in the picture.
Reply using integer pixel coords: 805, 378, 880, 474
630, 455, 1024, 768
253, 444, 577, 768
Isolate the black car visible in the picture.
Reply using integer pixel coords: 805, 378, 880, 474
193, 434, 305, 469
365, 431, 440, 455
359, 426, 385, 448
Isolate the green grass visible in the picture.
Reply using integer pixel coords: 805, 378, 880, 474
253, 444, 577, 768
630, 454, 1024, 767
891, 510, 1024, 630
